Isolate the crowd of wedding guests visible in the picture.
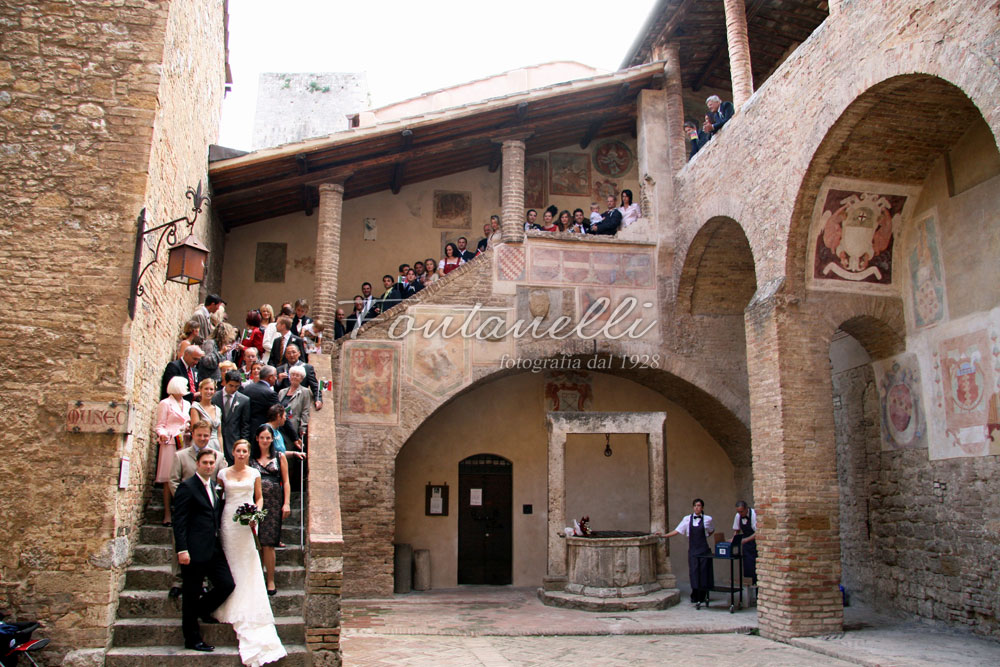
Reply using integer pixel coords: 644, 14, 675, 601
334, 193, 640, 338
155, 294, 321, 597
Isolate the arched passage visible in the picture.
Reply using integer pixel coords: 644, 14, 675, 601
677, 216, 757, 316
748, 71, 1000, 639
391, 366, 750, 593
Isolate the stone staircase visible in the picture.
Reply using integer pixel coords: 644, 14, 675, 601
106, 489, 309, 666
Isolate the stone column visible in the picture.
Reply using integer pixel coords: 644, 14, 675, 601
662, 43, 687, 174
544, 422, 568, 590
744, 283, 843, 639
723, 0, 754, 108
314, 182, 345, 350
499, 138, 526, 243
647, 422, 676, 589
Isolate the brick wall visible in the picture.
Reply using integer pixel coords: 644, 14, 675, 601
0, 0, 225, 658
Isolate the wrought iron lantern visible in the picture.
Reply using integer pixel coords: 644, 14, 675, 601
128, 182, 211, 318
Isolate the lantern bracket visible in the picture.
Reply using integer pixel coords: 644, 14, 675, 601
128, 182, 211, 319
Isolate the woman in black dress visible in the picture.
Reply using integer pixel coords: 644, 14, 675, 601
250, 424, 290, 595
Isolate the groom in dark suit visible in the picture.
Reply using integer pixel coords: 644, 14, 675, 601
172, 448, 234, 652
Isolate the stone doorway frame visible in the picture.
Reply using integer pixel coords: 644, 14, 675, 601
543, 411, 675, 590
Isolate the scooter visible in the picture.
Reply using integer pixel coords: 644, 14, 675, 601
0, 615, 48, 667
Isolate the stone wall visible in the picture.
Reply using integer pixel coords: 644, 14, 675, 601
0, 0, 225, 658
252, 72, 369, 150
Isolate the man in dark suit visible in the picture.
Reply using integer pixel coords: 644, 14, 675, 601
685, 120, 710, 159
399, 268, 423, 299
275, 343, 323, 411
588, 195, 623, 236
243, 365, 279, 436
160, 345, 204, 402
476, 221, 492, 253
269, 315, 307, 366
456, 237, 476, 262
375, 274, 401, 317
211, 370, 250, 465
172, 448, 234, 652
703, 94, 735, 137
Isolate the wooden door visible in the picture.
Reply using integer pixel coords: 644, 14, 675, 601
457, 454, 512, 585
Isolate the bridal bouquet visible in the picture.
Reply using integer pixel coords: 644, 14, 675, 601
233, 503, 268, 551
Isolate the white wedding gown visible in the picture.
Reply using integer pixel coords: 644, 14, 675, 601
214, 467, 287, 666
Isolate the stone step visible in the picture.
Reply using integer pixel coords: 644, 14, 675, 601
117, 590, 303, 619
125, 565, 304, 591
146, 504, 303, 525
139, 523, 303, 545
132, 543, 304, 567
105, 643, 309, 666
112, 616, 304, 647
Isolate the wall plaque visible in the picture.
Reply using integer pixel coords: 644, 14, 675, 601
66, 401, 132, 433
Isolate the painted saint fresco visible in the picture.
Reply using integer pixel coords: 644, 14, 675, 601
907, 209, 948, 330
339, 341, 401, 425
592, 140, 633, 178
433, 190, 472, 229
873, 354, 927, 450
549, 152, 591, 197
525, 158, 546, 209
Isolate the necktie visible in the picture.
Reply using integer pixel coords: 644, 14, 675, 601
204, 478, 214, 506
225, 393, 233, 415
186, 365, 195, 394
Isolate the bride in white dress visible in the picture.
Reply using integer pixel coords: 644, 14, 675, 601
215, 439, 287, 666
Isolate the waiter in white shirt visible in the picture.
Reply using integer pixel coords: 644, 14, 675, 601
663, 498, 714, 605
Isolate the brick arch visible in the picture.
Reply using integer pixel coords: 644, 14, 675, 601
390, 352, 751, 469
676, 216, 757, 316
783, 61, 997, 294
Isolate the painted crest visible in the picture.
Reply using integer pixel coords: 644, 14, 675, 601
544, 371, 593, 411
874, 355, 926, 450
528, 289, 550, 319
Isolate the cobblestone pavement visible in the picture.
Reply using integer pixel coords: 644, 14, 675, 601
341, 587, 1000, 666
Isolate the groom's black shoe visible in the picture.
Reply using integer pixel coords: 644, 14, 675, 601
186, 642, 215, 652
199, 615, 221, 624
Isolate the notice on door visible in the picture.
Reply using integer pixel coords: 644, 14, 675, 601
470, 488, 482, 506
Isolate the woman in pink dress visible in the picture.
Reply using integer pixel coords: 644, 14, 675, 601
154, 375, 191, 526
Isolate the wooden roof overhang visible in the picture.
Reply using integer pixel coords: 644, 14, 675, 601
209, 62, 666, 229
622, 0, 829, 92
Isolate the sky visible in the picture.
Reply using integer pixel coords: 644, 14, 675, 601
219, 0, 658, 150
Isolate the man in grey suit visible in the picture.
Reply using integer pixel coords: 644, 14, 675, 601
192, 294, 225, 340
211, 369, 250, 465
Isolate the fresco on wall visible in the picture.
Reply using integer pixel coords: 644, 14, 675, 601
525, 158, 546, 209
545, 371, 593, 411
927, 312, 1000, 459
592, 140, 633, 178
255, 242, 287, 283
593, 179, 618, 203
907, 209, 948, 330
527, 242, 655, 288
471, 308, 514, 366
807, 177, 918, 294
496, 244, 525, 281
339, 341, 401, 425
433, 190, 472, 229
873, 354, 927, 450
404, 307, 470, 399
549, 152, 591, 197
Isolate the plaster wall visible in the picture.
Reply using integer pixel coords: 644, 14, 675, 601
394, 372, 738, 589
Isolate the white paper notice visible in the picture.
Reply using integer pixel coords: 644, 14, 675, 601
119, 456, 130, 490
470, 488, 483, 506
430, 487, 443, 514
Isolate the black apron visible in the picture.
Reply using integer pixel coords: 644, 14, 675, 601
739, 511, 757, 583
687, 514, 714, 602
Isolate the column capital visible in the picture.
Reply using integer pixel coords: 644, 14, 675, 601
309, 169, 354, 189
491, 132, 532, 145
318, 181, 346, 195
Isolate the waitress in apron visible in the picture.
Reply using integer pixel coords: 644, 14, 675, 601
664, 498, 715, 605
733, 501, 757, 588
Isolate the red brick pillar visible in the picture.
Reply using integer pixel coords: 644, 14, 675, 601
662, 43, 687, 174
723, 0, 754, 109
499, 138, 526, 243
315, 182, 345, 351
744, 288, 844, 639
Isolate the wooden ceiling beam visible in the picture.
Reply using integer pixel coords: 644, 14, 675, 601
691, 0, 767, 92
390, 162, 405, 195
487, 144, 502, 173
213, 101, 638, 209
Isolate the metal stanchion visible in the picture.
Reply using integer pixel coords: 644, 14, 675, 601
299, 455, 305, 547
